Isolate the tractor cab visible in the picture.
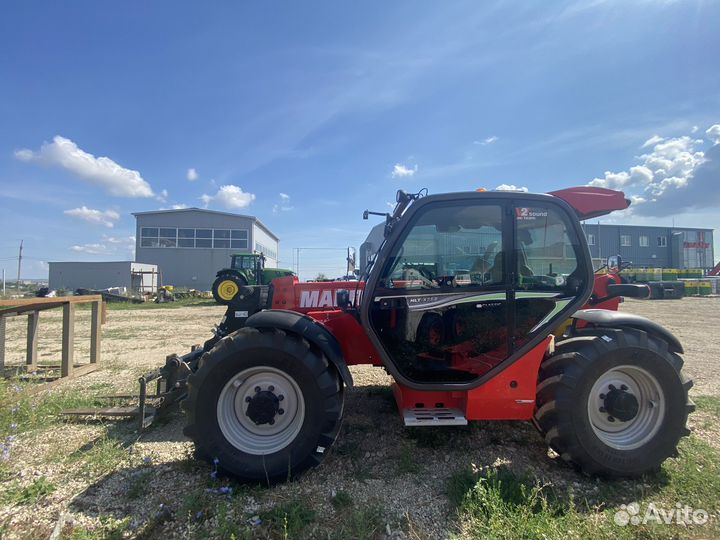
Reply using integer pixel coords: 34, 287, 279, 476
230, 252, 265, 279
360, 190, 594, 388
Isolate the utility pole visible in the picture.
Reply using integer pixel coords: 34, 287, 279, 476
16, 240, 23, 290
2, 268, 5, 296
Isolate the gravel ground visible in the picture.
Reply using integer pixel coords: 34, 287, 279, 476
0, 297, 717, 539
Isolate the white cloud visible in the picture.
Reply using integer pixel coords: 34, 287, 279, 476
391, 163, 418, 178
200, 185, 256, 209
587, 126, 720, 217
171, 204, 188, 210
474, 136, 499, 145
706, 124, 720, 145
64, 206, 120, 228
641, 135, 664, 148
156, 188, 169, 203
15, 136, 154, 198
691, 125, 699, 134
70, 235, 135, 256
273, 193, 293, 214
187, 168, 198, 181
495, 184, 528, 192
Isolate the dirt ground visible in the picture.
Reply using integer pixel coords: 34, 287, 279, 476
0, 297, 718, 539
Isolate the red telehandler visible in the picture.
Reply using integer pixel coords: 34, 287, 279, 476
118, 186, 695, 483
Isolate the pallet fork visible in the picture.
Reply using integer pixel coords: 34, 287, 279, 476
62, 346, 204, 430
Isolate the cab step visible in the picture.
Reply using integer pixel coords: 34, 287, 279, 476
402, 407, 467, 426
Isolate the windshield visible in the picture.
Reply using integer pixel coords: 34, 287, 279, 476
379, 204, 503, 289
232, 256, 257, 270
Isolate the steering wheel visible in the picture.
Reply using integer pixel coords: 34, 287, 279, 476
415, 265, 437, 284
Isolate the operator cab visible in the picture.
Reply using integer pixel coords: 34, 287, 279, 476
231, 253, 265, 272
360, 191, 594, 389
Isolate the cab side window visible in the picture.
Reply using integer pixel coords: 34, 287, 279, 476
379, 204, 504, 289
514, 205, 585, 292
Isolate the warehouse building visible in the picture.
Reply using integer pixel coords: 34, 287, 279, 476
133, 208, 279, 290
581, 224, 714, 269
48, 261, 158, 293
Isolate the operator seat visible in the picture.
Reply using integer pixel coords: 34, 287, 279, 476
489, 250, 534, 283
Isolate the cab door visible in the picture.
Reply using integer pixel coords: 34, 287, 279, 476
365, 200, 512, 386
511, 202, 591, 348
360, 192, 593, 391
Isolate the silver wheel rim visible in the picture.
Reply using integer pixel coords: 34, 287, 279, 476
217, 366, 305, 455
587, 365, 665, 450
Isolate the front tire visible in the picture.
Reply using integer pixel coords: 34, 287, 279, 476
534, 327, 694, 477
212, 273, 247, 305
183, 327, 344, 483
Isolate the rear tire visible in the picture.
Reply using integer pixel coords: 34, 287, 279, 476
534, 327, 694, 477
183, 327, 344, 483
212, 273, 247, 305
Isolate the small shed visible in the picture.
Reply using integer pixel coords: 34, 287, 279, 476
48, 261, 158, 293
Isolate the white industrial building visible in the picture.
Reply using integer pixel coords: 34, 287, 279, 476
48, 261, 158, 293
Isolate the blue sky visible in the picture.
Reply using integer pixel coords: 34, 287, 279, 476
1, 0, 719, 280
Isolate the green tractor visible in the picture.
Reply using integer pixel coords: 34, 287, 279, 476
211, 253, 293, 305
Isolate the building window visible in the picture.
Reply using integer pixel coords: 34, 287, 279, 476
231, 230, 248, 250
196, 229, 212, 248
620, 234, 631, 247
178, 228, 195, 248
140, 227, 159, 247
255, 242, 277, 260
159, 228, 177, 248
213, 229, 231, 249
639, 235, 649, 247
139, 227, 249, 249
586, 233, 596, 246
657, 236, 667, 247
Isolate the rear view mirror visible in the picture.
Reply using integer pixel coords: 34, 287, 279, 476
607, 255, 622, 272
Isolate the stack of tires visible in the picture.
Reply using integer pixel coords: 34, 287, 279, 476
647, 281, 685, 300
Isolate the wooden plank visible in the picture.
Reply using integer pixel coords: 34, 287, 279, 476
0, 295, 103, 307
0, 316, 5, 371
61, 303, 75, 378
0, 302, 66, 317
26, 312, 39, 368
21, 364, 99, 397
90, 301, 101, 364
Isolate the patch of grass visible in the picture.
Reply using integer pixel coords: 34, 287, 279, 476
447, 468, 476, 508
212, 503, 253, 540
68, 517, 131, 540
0, 476, 55, 505
452, 438, 720, 540
126, 470, 152, 500
694, 395, 720, 418
0, 379, 109, 438
70, 435, 130, 479
330, 504, 384, 540
102, 328, 137, 340
331, 490, 353, 510
179, 488, 215, 522
453, 466, 593, 540
263, 499, 316, 539
106, 297, 216, 311
397, 444, 421, 474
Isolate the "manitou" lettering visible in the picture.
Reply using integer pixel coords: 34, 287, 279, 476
299, 289, 362, 308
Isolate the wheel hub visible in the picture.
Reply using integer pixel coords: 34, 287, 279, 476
587, 365, 665, 451
603, 387, 639, 422
246, 389, 281, 425
217, 367, 305, 455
